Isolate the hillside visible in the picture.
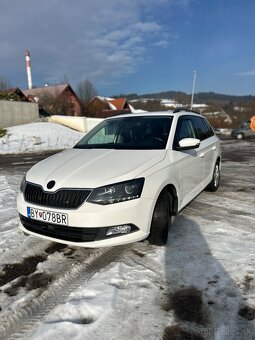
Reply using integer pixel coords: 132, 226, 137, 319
112, 91, 255, 128
119, 91, 255, 105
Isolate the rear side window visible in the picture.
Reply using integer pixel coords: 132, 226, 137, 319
203, 119, 215, 138
191, 116, 214, 140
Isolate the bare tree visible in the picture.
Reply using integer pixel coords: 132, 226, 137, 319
38, 91, 73, 116
77, 79, 97, 114
131, 100, 166, 112
36, 92, 56, 115
60, 73, 70, 84
0, 76, 11, 91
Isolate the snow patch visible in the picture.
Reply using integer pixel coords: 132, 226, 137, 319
0, 122, 84, 155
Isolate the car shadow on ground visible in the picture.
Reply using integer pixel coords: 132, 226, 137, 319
162, 215, 255, 340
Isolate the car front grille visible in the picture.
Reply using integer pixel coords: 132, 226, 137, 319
24, 182, 91, 209
20, 215, 107, 242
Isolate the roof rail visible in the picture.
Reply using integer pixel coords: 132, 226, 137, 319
173, 108, 201, 115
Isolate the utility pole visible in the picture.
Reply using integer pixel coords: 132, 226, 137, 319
190, 70, 196, 110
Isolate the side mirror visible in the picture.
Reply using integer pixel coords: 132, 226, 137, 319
176, 138, 200, 150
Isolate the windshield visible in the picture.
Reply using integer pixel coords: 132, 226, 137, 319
74, 116, 173, 150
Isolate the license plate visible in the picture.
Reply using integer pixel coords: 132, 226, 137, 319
27, 207, 68, 226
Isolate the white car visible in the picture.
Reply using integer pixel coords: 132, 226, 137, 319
17, 110, 221, 247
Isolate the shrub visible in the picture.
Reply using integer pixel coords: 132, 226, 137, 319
0, 93, 21, 101
0, 128, 7, 137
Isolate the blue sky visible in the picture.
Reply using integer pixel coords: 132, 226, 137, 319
1, 0, 255, 96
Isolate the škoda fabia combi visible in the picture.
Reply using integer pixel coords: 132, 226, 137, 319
17, 110, 221, 247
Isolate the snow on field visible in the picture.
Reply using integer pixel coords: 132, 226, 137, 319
0, 122, 84, 155
0, 210, 253, 340
0, 139, 254, 339
30, 214, 255, 340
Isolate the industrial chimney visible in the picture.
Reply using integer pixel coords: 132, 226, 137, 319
25, 50, 33, 89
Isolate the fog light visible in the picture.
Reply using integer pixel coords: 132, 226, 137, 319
106, 225, 132, 236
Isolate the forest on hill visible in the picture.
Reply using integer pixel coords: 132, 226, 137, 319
115, 91, 255, 106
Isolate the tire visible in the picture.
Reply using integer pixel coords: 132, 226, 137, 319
148, 190, 171, 246
236, 133, 244, 140
206, 162, 220, 192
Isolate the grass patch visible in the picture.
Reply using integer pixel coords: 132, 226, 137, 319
0, 128, 7, 138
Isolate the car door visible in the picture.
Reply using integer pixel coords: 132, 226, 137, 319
173, 115, 205, 209
191, 116, 217, 187
245, 121, 255, 137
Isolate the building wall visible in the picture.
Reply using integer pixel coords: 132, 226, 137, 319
49, 115, 103, 132
63, 88, 81, 116
0, 100, 39, 128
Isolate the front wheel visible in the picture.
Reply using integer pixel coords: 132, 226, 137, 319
148, 190, 171, 246
206, 162, 220, 192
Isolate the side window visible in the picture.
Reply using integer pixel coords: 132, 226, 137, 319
203, 119, 215, 138
241, 120, 251, 129
191, 116, 211, 141
173, 116, 196, 147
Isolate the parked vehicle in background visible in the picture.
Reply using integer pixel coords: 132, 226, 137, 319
212, 126, 221, 135
17, 110, 221, 248
231, 120, 255, 140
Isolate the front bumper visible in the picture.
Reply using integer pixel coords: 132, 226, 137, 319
17, 191, 154, 247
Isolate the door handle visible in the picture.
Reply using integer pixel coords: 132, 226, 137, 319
199, 153, 205, 158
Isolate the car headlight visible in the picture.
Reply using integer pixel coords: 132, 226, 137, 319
87, 178, 145, 205
20, 174, 27, 193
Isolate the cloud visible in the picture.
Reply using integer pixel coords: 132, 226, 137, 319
0, 0, 184, 88
154, 40, 169, 48
236, 70, 255, 76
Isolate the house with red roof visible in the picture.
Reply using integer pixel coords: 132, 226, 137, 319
87, 96, 131, 118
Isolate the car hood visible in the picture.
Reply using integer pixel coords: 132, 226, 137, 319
26, 148, 167, 190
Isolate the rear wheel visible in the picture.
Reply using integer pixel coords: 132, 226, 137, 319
236, 133, 244, 140
148, 190, 171, 246
206, 162, 220, 192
